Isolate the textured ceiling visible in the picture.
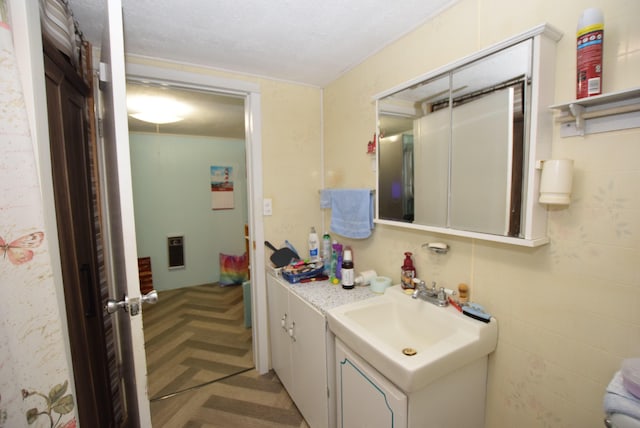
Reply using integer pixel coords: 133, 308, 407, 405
68, 0, 457, 87
67, 0, 457, 138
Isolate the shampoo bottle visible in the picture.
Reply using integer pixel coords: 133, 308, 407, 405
335, 242, 343, 280
329, 240, 342, 284
308, 227, 319, 261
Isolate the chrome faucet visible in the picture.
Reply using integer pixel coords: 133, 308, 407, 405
411, 280, 449, 307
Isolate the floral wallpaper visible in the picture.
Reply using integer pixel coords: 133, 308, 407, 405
0, 3, 77, 427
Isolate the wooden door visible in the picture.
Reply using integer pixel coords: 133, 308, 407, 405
44, 38, 116, 427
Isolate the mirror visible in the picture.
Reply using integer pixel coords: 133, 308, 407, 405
377, 38, 535, 239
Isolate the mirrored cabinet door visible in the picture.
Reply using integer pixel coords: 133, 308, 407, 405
375, 24, 562, 247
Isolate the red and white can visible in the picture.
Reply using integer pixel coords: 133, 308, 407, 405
576, 8, 604, 99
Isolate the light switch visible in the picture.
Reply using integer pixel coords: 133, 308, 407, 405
263, 198, 273, 216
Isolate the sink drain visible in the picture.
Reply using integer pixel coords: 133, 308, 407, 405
402, 347, 417, 356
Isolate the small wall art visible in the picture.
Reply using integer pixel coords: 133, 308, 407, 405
211, 165, 234, 210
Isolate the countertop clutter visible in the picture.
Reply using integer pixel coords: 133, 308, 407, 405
268, 266, 378, 315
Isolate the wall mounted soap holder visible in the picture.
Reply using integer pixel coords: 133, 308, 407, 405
422, 242, 449, 254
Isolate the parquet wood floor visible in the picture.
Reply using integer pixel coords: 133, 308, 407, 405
143, 283, 308, 427
142, 283, 254, 399
150, 369, 309, 428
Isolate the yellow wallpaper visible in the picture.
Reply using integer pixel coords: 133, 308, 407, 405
323, 0, 640, 426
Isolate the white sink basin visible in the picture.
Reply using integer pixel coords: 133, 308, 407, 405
327, 285, 498, 393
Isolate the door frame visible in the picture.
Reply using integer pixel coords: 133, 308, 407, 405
124, 62, 268, 374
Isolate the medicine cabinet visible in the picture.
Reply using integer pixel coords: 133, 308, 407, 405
375, 24, 562, 247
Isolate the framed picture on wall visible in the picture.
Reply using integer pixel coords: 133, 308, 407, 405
211, 165, 234, 210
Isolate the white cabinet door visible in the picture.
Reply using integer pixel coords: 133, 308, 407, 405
266, 273, 331, 428
290, 293, 329, 428
336, 339, 407, 428
266, 274, 293, 392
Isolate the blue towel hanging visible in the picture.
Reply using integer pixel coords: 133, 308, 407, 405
321, 189, 374, 239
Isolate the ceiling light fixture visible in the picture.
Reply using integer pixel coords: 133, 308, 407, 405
129, 112, 184, 124
127, 95, 192, 125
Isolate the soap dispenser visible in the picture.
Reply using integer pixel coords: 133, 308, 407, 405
401, 252, 416, 289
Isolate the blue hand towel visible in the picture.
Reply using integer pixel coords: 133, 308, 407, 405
604, 371, 640, 420
326, 189, 374, 239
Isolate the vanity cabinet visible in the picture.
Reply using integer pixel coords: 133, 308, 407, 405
266, 273, 330, 428
335, 335, 490, 428
336, 339, 407, 428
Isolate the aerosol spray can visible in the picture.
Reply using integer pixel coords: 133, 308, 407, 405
577, 8, 604, 99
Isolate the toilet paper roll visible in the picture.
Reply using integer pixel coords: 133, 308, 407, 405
370, 276, 392, 294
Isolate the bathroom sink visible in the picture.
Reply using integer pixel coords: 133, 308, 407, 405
327, 285, 498, 393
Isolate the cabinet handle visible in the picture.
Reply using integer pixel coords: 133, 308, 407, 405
288, 321, 296, 342
281, 314, 287, 331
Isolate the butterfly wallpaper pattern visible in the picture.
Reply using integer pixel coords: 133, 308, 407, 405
0, 8, 78, 427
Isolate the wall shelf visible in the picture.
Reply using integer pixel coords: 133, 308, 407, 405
550, 87, 640, 137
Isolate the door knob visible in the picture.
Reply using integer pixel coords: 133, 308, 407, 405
105, 295, 129, 314
106, 290, 158, 316
141, 289, 158, 305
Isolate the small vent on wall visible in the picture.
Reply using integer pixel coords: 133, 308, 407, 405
168, 235, 185, 269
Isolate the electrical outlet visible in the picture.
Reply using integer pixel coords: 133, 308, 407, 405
263, 198, 273, 216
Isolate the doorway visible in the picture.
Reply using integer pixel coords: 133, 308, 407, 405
125, 80, 255, 402
96, 59, 269, 423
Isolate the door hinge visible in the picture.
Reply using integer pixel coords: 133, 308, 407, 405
98, 62, 110, 91
97, 118, 104, 139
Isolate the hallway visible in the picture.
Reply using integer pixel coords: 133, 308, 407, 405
143, 283, 253, 399
143, 283, 307, 427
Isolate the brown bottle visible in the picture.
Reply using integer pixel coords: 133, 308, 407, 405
341, 249, 355, 290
